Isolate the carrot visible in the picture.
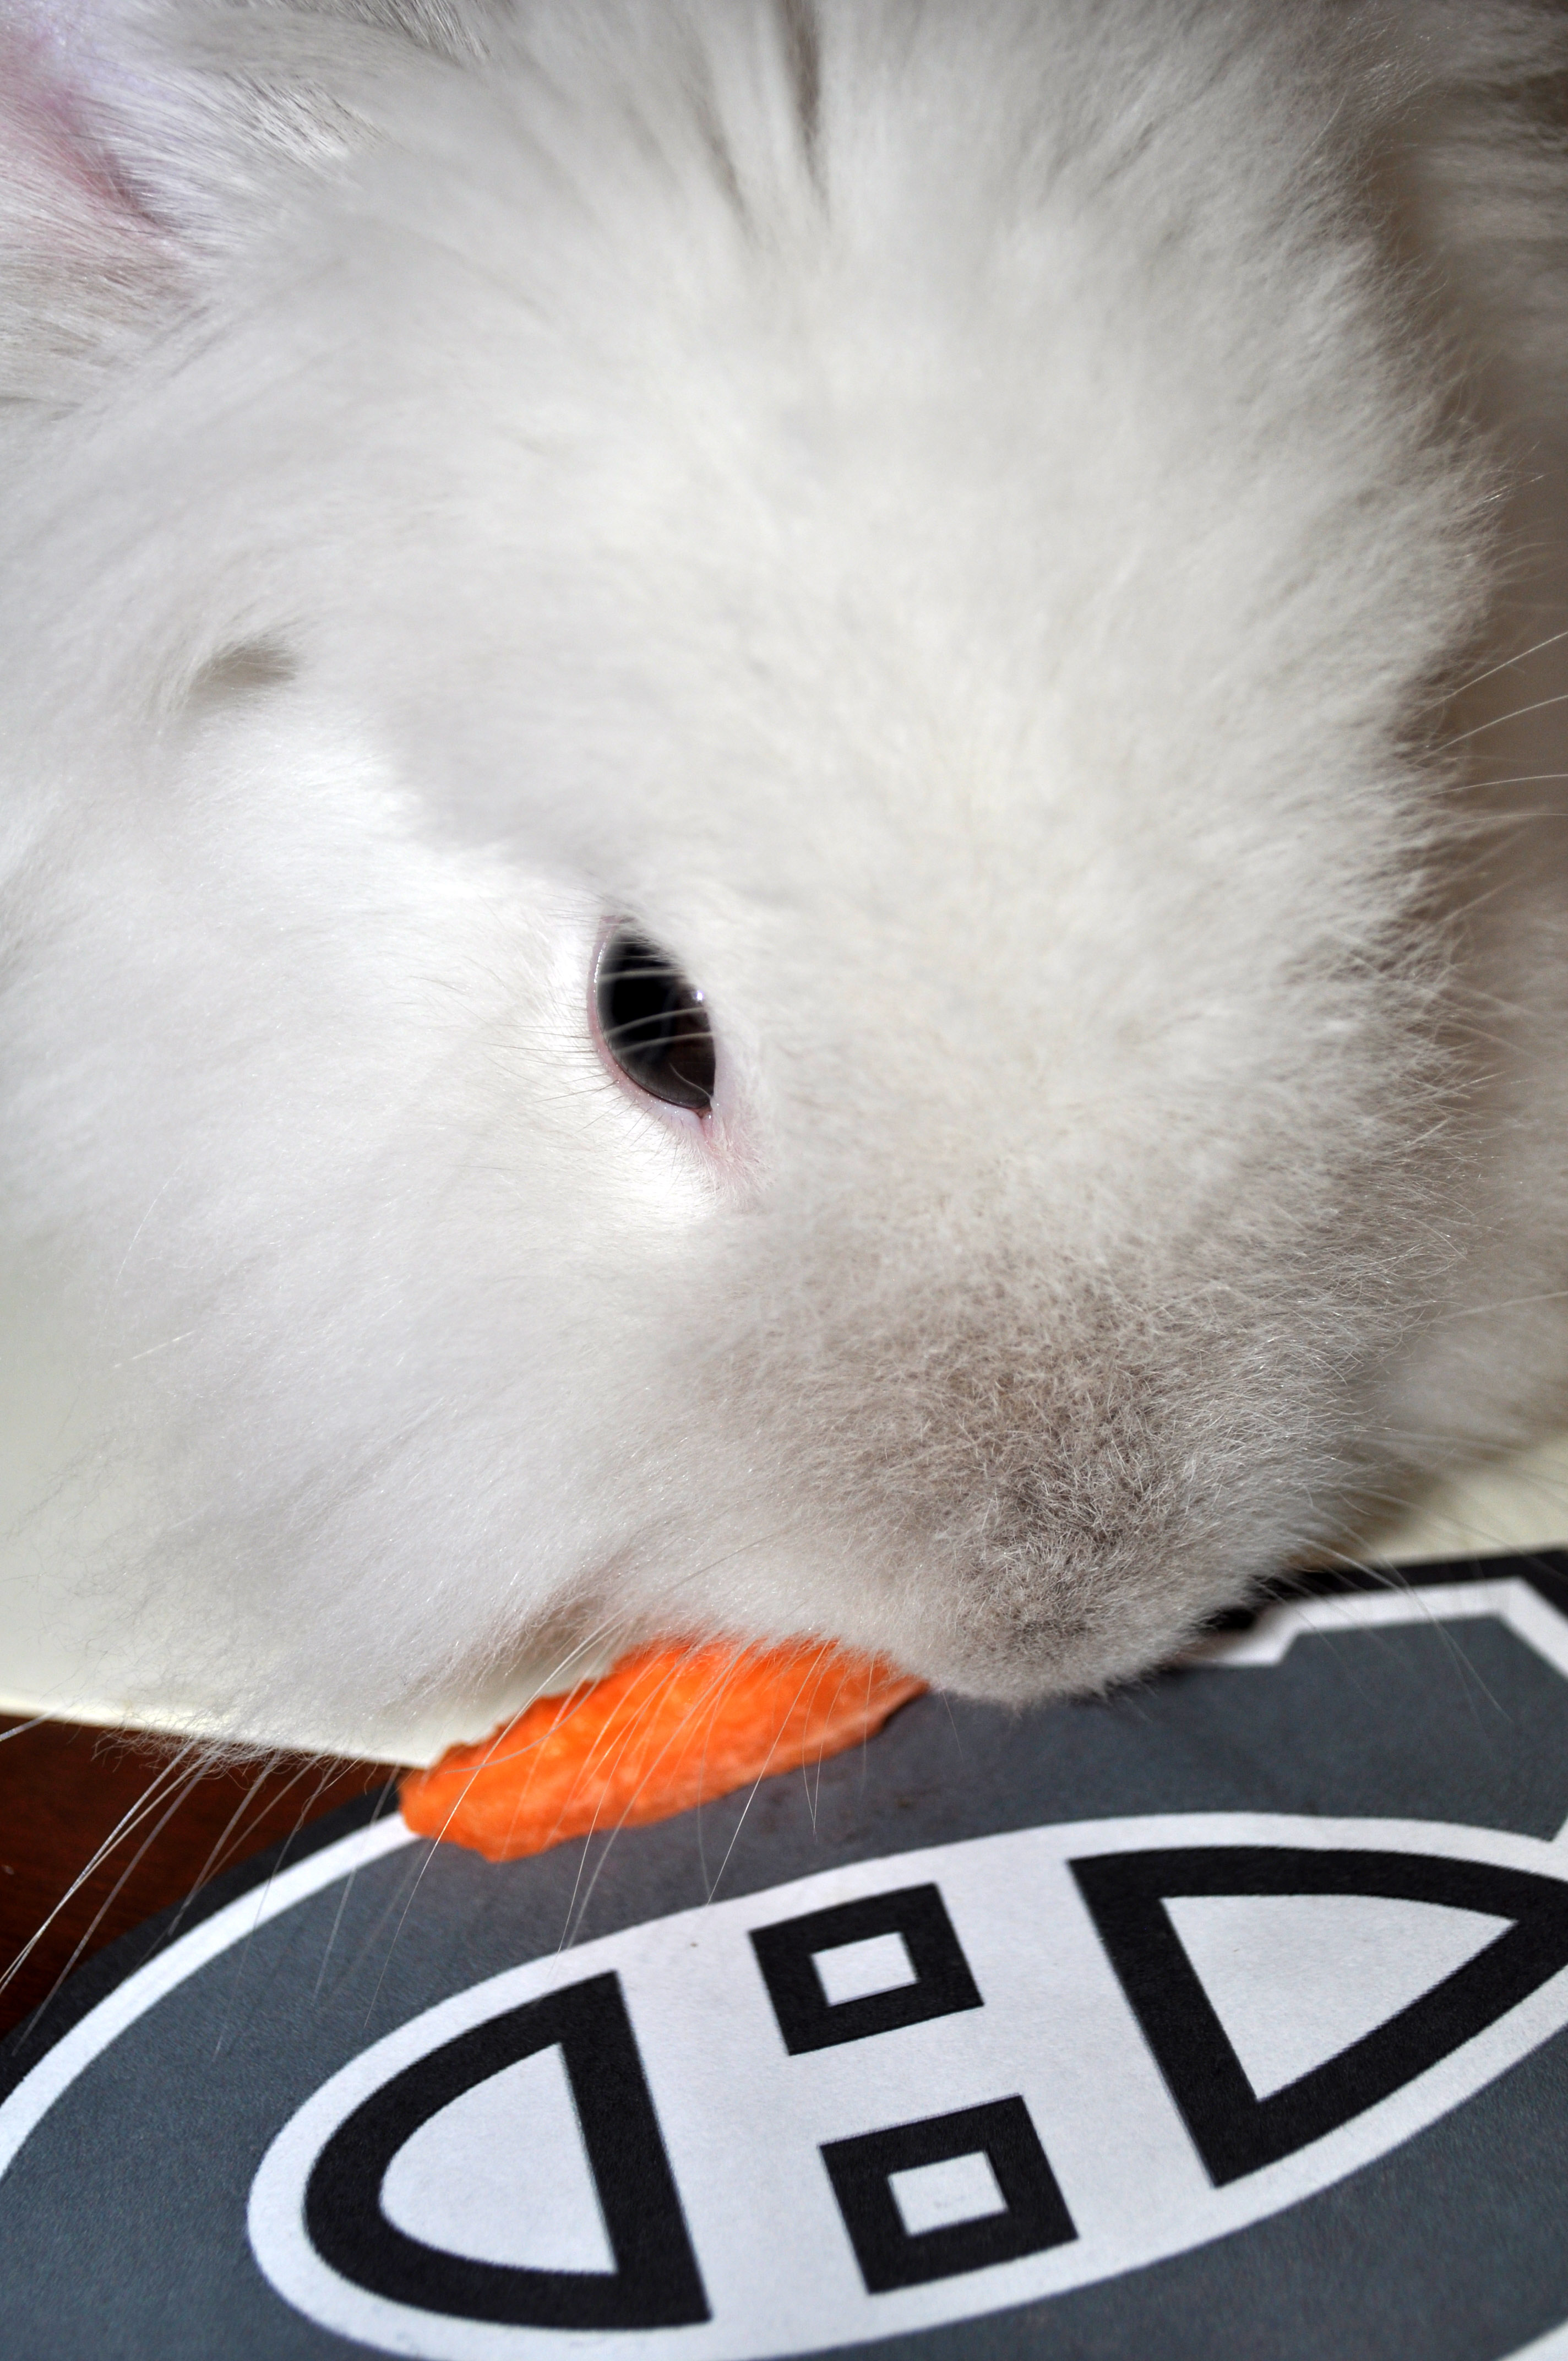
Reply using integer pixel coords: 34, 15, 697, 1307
399, 1640, 927, 1863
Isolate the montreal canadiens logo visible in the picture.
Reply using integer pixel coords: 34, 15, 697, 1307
245, 1807, 1568, 2359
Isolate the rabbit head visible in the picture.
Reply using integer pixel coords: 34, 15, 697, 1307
2, 0, 1565, 1743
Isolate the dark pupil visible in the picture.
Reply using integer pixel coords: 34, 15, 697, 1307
595, 929, 716, 1112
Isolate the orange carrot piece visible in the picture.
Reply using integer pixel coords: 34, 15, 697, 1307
399, 1641, 927, 1864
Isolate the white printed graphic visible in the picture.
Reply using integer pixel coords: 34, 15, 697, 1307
380, 2043, 616, 2277
813, 1933, 918, 2009
245, 1811, 1568, 2360
889, 2151, 1008, 2237
1163, 1892, 1512, 2099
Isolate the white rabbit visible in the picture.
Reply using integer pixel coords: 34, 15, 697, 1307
1, 0, 1565, 1751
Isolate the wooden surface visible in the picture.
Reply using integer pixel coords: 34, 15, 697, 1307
0, 1715, 389, 2041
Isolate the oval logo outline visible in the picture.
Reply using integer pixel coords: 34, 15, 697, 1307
246, 1810, 1568, 2359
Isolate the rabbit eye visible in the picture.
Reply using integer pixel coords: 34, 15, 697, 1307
594, 927, 716, 1113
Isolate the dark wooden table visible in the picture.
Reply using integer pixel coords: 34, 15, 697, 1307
0, 1715, 390, 2040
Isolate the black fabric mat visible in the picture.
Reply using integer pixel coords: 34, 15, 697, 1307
2, 1554, 1567, 2359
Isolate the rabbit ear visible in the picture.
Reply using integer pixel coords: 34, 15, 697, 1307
0, 2, 185, 396
0, 0, 491, 398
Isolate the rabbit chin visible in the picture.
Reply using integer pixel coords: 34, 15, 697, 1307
618, 1245, 1422, 1708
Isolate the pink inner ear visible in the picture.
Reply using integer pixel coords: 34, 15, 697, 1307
0, 10, 162, 237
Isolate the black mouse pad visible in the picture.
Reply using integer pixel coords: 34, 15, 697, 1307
4, 1553, 1568, 2360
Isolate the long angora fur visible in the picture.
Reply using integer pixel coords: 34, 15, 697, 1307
1, 0, 1566, 1746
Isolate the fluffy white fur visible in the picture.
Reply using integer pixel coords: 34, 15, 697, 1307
1, 0, 1566, 1745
